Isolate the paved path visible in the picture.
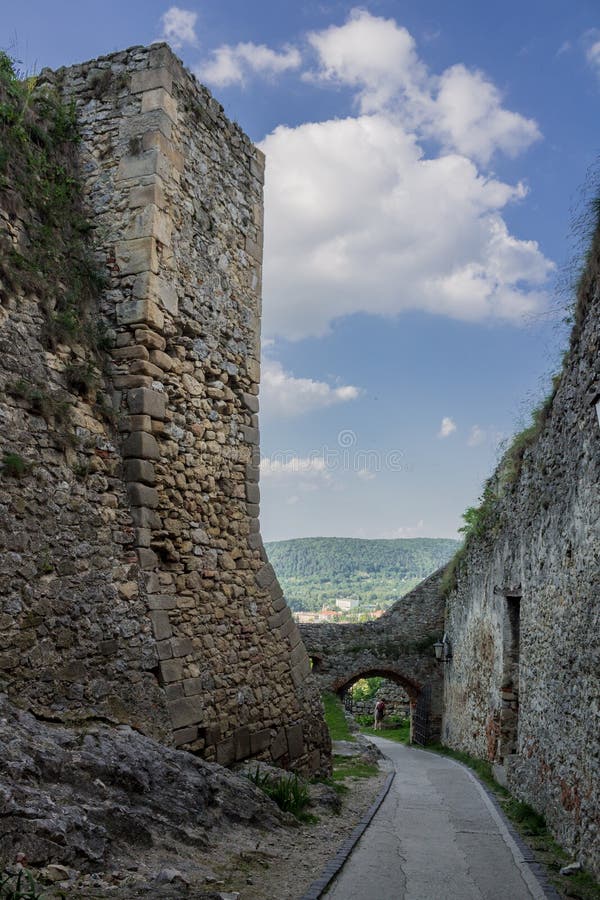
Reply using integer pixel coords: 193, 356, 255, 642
324, 737, 547, 900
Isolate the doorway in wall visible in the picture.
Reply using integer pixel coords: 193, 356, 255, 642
497, 593, 521, 763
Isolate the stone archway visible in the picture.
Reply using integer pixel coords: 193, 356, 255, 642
334, 666, 421, 741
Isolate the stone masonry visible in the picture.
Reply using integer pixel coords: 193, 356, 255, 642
301, 570, 446, 741
442, 242, 600, 874
0, 44, 329, 774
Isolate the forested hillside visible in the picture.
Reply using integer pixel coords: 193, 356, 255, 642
266, 537, 459, 614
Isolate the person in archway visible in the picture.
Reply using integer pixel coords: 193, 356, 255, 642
374, 698, 386, 731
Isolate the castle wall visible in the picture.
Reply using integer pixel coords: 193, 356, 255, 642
0, 44, 329, 773
442, 250, 600, 873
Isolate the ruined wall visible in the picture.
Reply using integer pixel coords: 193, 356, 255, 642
301, 571, 445, 739
443, 246, 600, 873
0, 43, 329, 773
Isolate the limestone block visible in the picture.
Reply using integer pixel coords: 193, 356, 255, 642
246, 358, 260, 383
246, 483, 260, 504
115, 236, 159, 275
126, 204, 172, 246
113, 375, 153, 390
241, 425, 259, 446
149, 350, 174, 372
234, 726, 250, 761
171, 636, 193, 657
246, 464, 260, 484
165, 683, 184, 700
250, 729, 271, 754
141, 88, 178, 123
271, 593, 287, 614
156, 639, 173, 660
216, 737, 235, 766
290, 643, 309, 669
268, 608, 291, 631
247, 533, 264, 553
128, 180, 165, 210
129, 360, 164, 379
138, 548, 158, 570
280, 618, 297, 642
128, 387, 166, 420
117, 299, 164, 331
142, 131, 184, 172
270, 581, 284, 603
133, 272, 179, 316
255, 563, 276, 590
124, 458, 156, 485
135, 329, 167, 351
123, 431, 161, 460
160, 658, 183, 683
247, 503, 260, 519
111, 345, 149, 361
147, 594, 177, 610
150, 611, 172, 640
131, 507, 161, 529
127, 483, 160, 508
168, 697, 202, 730
271, 728, 287, 760
135, 528, 152, 548
173, 726, 198, 747
117, 151, 162, 182
119, 415, 152, 433
130, 67, 173, 95
286, 724, 304, 760
182, 676, 203, 695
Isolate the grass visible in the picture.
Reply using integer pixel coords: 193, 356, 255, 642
359, 720, 410, 744
322, 692, 355, 742
1, 452, 28, 478
246, 769, 313, 821
332, 755, 379, 782
0, 867, 47, 899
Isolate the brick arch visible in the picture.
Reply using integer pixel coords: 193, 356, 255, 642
333, 667, 421, 701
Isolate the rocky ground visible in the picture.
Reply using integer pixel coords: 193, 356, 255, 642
0, 696, 387, 899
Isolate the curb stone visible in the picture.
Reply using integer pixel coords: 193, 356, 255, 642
299, 770, 396, 900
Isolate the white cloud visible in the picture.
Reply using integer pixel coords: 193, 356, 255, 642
160, 6, 198, 49
260, 356, 360, 419
384, 519, 426, 538
197, 41, 301, 87
467, 425, 485, 446
259, 10, 551, 341
260, 456, 331, 493
306, 10, 540, 164
356, 468, 376, 481
586, 40, 600, 78
438, 417, 457, 439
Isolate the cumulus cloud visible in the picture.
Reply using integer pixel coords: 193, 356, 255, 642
197, 41, 301, 87
306, 10, 540, 164
259, 10, 551, 340
160, 6, 198, 49
260, 356, 360, 419
438, 417, 457, 439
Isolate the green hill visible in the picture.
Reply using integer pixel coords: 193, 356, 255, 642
265, 537, 459, 615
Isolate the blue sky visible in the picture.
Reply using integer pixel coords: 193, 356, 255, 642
4, 2, 599, 540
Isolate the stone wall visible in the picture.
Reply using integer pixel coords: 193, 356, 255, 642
442, 241, 600, 873
0, 43, 329, 774
301, 570, 446, 740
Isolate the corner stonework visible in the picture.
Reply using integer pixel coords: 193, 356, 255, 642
50, 44, 330, 774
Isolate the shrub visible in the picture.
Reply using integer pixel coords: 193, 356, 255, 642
1, 452, 28, 478
0, 866, 46, 899
247, 769, 311, 819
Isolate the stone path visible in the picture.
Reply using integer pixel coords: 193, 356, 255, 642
324, 737, 550, 900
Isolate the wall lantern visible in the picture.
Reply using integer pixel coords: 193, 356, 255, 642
434, 633, 452, 663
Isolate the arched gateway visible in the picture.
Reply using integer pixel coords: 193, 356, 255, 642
300, 570, 446, 743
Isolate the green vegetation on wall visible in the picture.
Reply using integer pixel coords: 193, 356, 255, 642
0, 52, 106, 350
